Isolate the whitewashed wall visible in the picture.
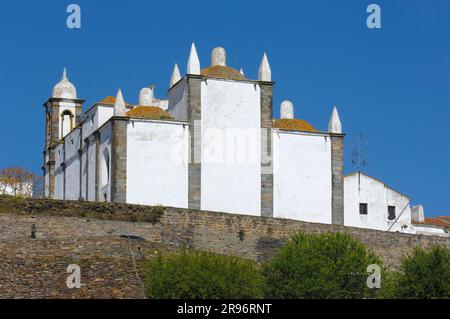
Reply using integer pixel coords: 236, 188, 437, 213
79, 135, 97, 202
54, 143, 64, 200
168, 79, 188, 121
83, 104, 114, 139
344, 173, 415, 233
126, 120, 188, 207
63, 129, 81, 200
201, 79, 261, 216
273, 131, 332, 223
98, 123, 112, 202
89, 138, 97, 201
80, 143, 87, 200
154, 99, 169, 110
414, 225, 448, 236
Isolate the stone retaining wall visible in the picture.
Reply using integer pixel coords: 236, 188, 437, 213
1, 195, 449, 298
1, 196, 449, 269
0, 236, 177, 299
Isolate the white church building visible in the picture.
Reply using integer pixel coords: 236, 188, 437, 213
42, 43, 436, 235
344, 172, 415, 234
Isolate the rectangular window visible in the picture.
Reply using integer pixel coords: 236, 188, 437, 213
359, 203, 368, 215
388, 206, 396, 221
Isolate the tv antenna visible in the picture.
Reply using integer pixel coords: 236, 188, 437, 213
352, 133, 368, 191
351, 132, 368, 172
351, 132, 368, 192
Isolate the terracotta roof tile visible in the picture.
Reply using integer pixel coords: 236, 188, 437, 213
273, 118, 317, 132
201, 65, 246, 81
99, 96, 133, 108
413, 217, 450, 228
126, 106, 173, 120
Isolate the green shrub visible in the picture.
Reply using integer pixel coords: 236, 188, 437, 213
264, 232, 382, 299
377, 271, 401, 299
140, 250, 264, 299
395, 245, 450, 299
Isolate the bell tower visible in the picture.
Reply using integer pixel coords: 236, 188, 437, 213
43, 68, 84, 198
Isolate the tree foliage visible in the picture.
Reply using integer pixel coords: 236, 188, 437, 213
141, 250, 264, 299
395, 245, 450, 299
0, 167, 40, 198
263, 232, 382, 299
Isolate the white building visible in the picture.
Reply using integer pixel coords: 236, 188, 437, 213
0, 181, 34, 198
411, 205, 449, 237
344, 172, 415, 234
42, 43, 448, 236
42, 44, 345, 225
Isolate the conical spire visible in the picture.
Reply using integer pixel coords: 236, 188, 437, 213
187, 43, 200, 75
328, 106, 342, 134
114, 88, 127, 116
258, 52, 271, 81
169, 63, 181, 88
240, 68, 245, 76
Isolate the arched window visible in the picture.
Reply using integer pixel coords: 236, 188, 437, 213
101, 148, 110, 188
61, 110, 74, 138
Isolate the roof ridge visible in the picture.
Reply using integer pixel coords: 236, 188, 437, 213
201, 65, 247, 81
126, 105, 173, 120
273, 118, 317, 132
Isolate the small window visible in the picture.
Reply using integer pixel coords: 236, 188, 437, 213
359, 203, 368, 215
388, 206, 396, 221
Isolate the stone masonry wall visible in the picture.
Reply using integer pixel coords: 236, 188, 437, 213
110, 118, 128, 203
331, 134, 345, 225
1, 196, 449, 271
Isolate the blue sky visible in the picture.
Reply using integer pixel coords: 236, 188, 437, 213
0, 0, 448, 216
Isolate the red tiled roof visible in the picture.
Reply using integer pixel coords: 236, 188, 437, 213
273, 119, 317, 132
126, 106, 173, 120
413, 217, 450, 228
201, 65, 246, 81
99, 96, 133, 108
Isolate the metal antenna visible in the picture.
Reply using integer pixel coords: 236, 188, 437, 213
351, 132, 368, 173
351, 133, 368, 192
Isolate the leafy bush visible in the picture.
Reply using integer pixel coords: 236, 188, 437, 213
395, 245, 450, 299
264, 232, 382, 299
140, 250, 264, 299
376, 271, 401, 299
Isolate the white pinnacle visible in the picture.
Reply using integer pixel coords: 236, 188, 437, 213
258, 52, 271, 81
328, 106, 342, 134
114, 88, 127, 116
169, 63, 181, 88
187, 43, 200, 75
62, 67, 68, 81
240, 68, 245, 76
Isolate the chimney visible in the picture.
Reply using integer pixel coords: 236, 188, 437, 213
412, 205, 425, 222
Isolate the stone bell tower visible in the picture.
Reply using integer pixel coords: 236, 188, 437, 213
43, 68, 84, 198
